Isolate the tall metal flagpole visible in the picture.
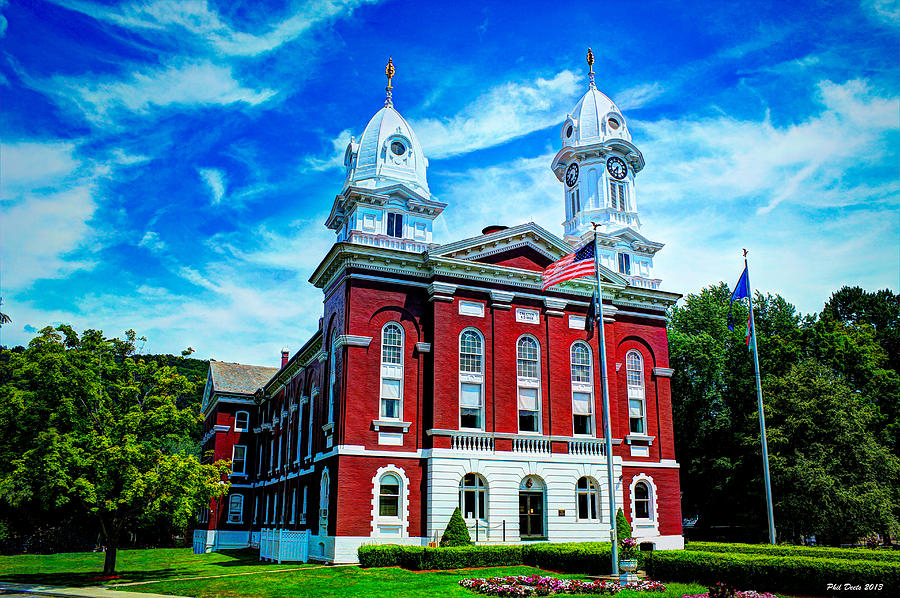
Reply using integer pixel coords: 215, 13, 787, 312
592, 223, 618, 573
744, 249, 777, 545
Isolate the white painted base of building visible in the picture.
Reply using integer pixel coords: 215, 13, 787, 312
192, 529, 251, 554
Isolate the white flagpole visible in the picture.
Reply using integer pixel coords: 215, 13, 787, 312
744, 249, 776, 545
592, 224, 618, 573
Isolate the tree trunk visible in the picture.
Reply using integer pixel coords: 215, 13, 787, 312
103, 543, 117, 576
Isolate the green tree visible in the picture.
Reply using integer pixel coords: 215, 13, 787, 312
440, 507, 472, 547
0, 326, 228, 574
669, 284, 899, 544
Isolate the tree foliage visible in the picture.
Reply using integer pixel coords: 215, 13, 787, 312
670, 285, 900, 544
0, 326, 228, 573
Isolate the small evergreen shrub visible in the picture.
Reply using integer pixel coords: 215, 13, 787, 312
616, 508, 633, 541
440, 507, 472, 547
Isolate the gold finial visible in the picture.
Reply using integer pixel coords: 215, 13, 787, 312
384, 57, 395, 107
385, 57, 395, 90
586, 47, 596, 89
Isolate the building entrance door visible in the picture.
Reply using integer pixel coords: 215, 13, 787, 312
519, 491, 544, 538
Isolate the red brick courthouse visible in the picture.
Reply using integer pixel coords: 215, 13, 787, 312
194, 57, 683, 563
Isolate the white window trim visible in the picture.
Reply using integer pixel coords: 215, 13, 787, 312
231, 444, 247, 475
234, 410, 250, 432
227, 494, 243, 524
516, 334, 542, 435
571, 341, 596, 437
575, 476, 601, 521
370, 464, 410, 537
458, 472, 489, 523
264, 494, 270, 524
320, 467, 330, 534
380, 322, 405, 421
290, 488, 297, 524
628, 473, 660, 537
626, 349, 647, 435
458, 327, 485, 431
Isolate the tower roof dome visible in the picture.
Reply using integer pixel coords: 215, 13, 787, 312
343, 58, 430, 198
561, 48, 631, 147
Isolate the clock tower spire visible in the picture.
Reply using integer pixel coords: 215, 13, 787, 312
550, 49, 664, 289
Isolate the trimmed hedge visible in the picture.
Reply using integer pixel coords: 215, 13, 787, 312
522, 542, 614, 574
646, 550, 898, 596
687, 541, 899, 563
358, 542, 615, 573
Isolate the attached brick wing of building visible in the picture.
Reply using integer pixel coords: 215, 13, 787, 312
194, 56, 684, 563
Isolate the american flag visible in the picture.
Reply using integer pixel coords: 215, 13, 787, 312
541, 242, 595, 290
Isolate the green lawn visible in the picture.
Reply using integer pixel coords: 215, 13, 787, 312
124, 565, 706, 598
0, 547, 709, 597
0, 547, 311, 587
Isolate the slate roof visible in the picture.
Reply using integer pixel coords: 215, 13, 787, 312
209, 360, 279, 396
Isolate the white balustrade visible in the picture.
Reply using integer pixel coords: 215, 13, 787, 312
568, 439, 606, 456
512, 437, 551, 454
450, 433, 494, 452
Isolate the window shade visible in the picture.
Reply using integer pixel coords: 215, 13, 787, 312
517, 387, 538, 410
460, 383, 482, 407
573, 392, 592, 415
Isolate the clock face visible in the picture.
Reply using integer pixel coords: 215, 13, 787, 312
390, 141, 406, 156
607, 156, 627, 180
565, 163, 579, 187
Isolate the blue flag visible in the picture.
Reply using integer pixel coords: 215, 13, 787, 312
727, 266, 751, 331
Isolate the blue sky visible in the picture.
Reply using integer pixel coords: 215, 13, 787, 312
1, 0, 898, 366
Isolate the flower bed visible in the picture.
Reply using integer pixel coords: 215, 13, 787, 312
459, 574, 666, 596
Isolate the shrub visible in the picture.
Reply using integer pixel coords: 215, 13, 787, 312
686, 541, 898, 563
421, 545, 522, 570
522, 542, 614, 574
645, 549, 898, 597
358, 543, 403, 568
440, 507, 472, 547
616, 508, 633, 542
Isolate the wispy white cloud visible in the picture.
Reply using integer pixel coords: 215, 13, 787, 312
42, 60, 276, 126
615, 82, 665, 111
0, 184, 98, 290
138, 230, 166, 252
304, 128, 352, 171
198, 167, 227, 205
863, 0, 900, 30
412, 70, 581, 159
635, 79, 898, 214
0, 141, 80, 197
56, 0, 380, 57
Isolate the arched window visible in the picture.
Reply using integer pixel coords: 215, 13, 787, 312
378, 473, 401, 517
380, 323, 404, 420
234, 411, 249, 432
634, 481, 652, 520
571, 342, 594, 435
516, 335, 541, 433
227, 494, 243, 523
459, 329, 484, 430
576, 477, 599, 520
459, 473, 487, 520
320, 467, 330, 532
626, 350, 646, 434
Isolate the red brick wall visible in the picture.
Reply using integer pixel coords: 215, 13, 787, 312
621, 467, 683, 538
334, 455, 426, 537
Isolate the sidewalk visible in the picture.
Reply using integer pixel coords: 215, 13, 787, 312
0, 583, 189, 598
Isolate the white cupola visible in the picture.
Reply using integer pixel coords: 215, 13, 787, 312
325, 59, 446, 253
550, 49, 664, 290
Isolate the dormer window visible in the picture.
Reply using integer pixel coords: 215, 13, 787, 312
387, 213, 404, 238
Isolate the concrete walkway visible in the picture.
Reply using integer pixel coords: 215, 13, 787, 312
0, 583, 189, 598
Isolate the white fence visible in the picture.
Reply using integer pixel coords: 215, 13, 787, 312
259, 528, 309, 563
192, 529, 210, 554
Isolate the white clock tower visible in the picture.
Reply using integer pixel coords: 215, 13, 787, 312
551, 49, 664, 289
